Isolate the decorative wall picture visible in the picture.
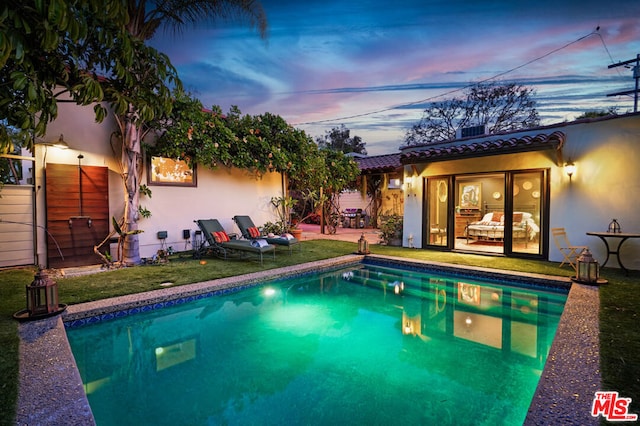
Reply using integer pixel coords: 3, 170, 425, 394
148, 156, 196, 186
458, 282, 480, 305
459, 182, 481, 209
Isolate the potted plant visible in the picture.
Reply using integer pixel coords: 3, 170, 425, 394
379, 213, 403, 246
270, 190, 326, 240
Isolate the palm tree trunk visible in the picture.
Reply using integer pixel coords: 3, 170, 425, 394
121, 107, 143, 265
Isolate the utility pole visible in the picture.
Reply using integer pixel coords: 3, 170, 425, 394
607, 54, 640, 113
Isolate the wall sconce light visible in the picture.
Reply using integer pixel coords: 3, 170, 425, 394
565, 160, 576, 181
53, 134, 69, 149
38, 134, 69, 149
405, 175, 417, 196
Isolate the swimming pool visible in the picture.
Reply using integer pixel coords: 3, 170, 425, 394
66, 260, 568, 425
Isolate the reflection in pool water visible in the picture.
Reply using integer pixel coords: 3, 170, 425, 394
67, 262, 568, 425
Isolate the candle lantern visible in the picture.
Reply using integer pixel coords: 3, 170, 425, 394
572, 249, 607, 285
13, 270, 66, 321
357, 233, 370, 254
608, 219, 621, 233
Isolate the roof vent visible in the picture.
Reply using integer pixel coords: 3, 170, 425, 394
458, 125, 486, 139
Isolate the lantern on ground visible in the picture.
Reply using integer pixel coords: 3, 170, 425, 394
13, 270, 66, 321
573, 249, 607, 285
27, 270, 60, 316
358, 233, 370, 254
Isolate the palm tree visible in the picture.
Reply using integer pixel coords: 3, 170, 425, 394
117, 0, 268, 265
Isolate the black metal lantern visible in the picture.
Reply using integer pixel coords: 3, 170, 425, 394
27, 270, 59, 316
13, 270, 66, 321
358, 233, 370, 254
572, 249, 607, 285
608, 219, 621, 233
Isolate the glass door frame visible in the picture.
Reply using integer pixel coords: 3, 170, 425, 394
424, 169, 549, 259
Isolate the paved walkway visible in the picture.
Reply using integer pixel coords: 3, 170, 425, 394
296, 223, 380, 244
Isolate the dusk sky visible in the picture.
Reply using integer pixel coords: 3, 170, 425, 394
150, 0, 640, 155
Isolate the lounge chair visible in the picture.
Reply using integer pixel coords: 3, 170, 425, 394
194, 219, 275, 265
233, 215, 300, 254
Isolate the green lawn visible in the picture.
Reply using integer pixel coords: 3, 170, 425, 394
1, 240, 638, 425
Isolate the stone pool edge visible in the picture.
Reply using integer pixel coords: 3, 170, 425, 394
16, 254, 599, 425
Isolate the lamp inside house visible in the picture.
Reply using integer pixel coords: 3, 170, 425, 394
564, 160, 576, 181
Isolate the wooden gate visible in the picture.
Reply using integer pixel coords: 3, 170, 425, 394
45, 163, 109, 268
0, 185, 35, 267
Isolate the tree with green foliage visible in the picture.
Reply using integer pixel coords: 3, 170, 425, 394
404, 81, 540, 145
113, 0, 268, 265
0, 1, 132, 151
575, 107, 619, 119
316, 124, 367, 155
152, 90, 359, 232
2, 1, 184, 265
2, 1, 268, 265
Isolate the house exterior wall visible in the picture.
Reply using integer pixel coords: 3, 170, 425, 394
402, 113, 640, 271
31, 102, 285, 267
138, 166, 283, 257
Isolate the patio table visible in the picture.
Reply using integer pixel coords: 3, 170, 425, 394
586, 231, 640, 275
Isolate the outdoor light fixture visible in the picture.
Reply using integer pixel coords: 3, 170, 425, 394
52, 134, 69, 149
13, 270, 67, 321
608, 218, 621, 233
572, 248, 608, 285
38, 134, 69, 149
405, 175, 417, 196
565, 160, 576, 181
357, 233, 370, 254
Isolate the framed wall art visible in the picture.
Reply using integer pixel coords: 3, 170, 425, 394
148, 156, 197, 186
459, 182, 481, 209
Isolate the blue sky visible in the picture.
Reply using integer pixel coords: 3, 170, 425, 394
150, 0, 640, 155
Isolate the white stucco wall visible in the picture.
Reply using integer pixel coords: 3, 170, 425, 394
402, 113, 640, 271
33, 101, 285, 265
138, 166, 283, 257
550, 115, 640, 270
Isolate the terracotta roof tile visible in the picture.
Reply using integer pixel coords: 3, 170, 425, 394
355, 153, 402, 173
401, 131, 565, 164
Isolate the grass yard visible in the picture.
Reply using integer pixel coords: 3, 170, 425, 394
0, 240, 638, 425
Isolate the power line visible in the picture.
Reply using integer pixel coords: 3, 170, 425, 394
294, 28, 601, 126
607, 54, 640, 112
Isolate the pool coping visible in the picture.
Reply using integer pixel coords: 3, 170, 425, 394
16, 254, 600, 425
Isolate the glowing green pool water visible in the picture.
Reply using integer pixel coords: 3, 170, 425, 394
66, 263, 567, 425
